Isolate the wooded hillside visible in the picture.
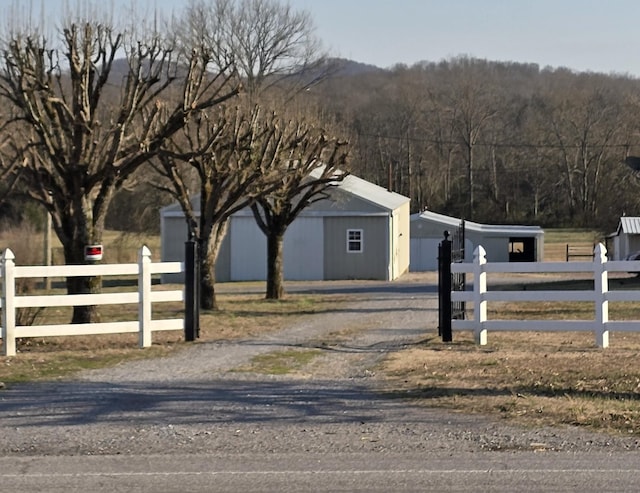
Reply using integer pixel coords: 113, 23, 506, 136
3, 49, 639, 235
308, 56, 640, 231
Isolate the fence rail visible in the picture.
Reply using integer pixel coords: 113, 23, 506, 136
451, 243, 640, 348
1, 246, 184, 356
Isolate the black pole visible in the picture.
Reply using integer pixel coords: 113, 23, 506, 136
184, 237, 200, 341
438, 231, 453, 342
438, 242, 443, 337
195, 239, 201, 339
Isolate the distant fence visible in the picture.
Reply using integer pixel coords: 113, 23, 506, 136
1, 246, 184, 357
565, 243, 595, 261
451, 243, 640, 348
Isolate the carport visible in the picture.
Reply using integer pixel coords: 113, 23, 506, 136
410, 210, 544, 271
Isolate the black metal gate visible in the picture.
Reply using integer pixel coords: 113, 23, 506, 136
438, 220, 466, 342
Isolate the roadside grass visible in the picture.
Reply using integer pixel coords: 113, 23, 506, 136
381, 228, 640, 437
382, 330, 640, 436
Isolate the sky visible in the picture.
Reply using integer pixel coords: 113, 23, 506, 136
27, 0, 640, 76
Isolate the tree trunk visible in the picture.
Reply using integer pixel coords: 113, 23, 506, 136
64, 238, 100, 324
266, 231, 285, 300
199, 221, 228, 311
68, 276, 101, 324
466, 142, 474, 218
199, 236, 218, 311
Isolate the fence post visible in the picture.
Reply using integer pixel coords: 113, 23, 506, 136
138, 246, 153, 348
438, 231, 452, 342
593, 243, 609, 348
184, 238, 199, 342
1, 249, 16, 356
473, 245, 488, 345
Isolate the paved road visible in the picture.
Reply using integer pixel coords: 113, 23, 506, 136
1, 276, 640, 492
3, 452, 640, 492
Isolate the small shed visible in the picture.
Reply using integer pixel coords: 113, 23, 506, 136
161, 174, 410, 283
410, 210, 544, 271
606, 216, 640, 260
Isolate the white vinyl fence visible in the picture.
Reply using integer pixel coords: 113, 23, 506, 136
451, 243, 640, 348
1, 246, 184, 356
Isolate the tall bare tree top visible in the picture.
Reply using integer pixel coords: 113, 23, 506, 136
0, 8, 240, 247
177, 0, 325, 101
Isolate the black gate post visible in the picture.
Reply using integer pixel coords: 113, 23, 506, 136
438, 231, 453, 342
184, 236, 200, 342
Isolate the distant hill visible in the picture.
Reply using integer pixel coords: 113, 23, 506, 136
328, 58, 385, 77
104, 56, 382, 88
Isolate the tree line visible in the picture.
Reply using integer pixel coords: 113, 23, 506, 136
312, 56, 640, 230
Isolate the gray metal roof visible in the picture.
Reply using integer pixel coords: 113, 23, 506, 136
307, 166, 409, 211
161, 170, 410, 217
411, 210, 544, 236
618, 216, 640, 234
335, 173, 410, 211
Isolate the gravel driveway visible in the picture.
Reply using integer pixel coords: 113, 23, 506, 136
1, 276, 639, 457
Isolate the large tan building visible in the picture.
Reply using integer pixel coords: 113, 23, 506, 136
161, 174, 410, 282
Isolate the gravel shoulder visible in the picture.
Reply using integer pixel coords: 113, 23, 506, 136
1, 275, 640, 456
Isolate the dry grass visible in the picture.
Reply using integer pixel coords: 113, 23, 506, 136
0, 290, 346, 383
543, 228, 602, 261
382, 330, 640, 436
381, 228, 640, 437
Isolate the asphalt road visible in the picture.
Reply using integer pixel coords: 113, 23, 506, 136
3, 452, 640, 492
2, 276, 640, 492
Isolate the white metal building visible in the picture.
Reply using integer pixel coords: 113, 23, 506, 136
161, 174, 410, 282
410, 210, 545, 271
606, 216, 640, 260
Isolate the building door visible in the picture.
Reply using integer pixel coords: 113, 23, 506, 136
230, 217, 267, 281
284, 217, 324, 280
410, 238, 441, 271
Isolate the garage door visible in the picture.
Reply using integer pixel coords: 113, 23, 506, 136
284, 217, 324, 280
230, 217, 267, 281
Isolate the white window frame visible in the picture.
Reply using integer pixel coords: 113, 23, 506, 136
346, 229, 363, 253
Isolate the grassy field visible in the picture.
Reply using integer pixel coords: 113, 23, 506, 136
543, 229, 602, 261
3, 227, 640, 437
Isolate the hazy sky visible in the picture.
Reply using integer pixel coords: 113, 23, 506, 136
35, 0, 640, 76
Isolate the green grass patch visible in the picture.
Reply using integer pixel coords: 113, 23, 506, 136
2, 346, 174, 384
237, 348, 324, 375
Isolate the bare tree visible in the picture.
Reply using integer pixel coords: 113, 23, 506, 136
177, 0, 327, 102
153, 105, 287, 310
537, 86, 623, 226
0, 18, 240, 323
449, 83, 498, 218
250, 120, 349, 299
151, 0, 333, 307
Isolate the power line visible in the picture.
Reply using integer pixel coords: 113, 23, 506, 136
355, 131, 637, 150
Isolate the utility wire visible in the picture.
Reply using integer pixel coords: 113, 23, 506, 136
356, 131, 636, 150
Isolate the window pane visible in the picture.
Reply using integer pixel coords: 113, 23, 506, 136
347, 229, 363, 253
